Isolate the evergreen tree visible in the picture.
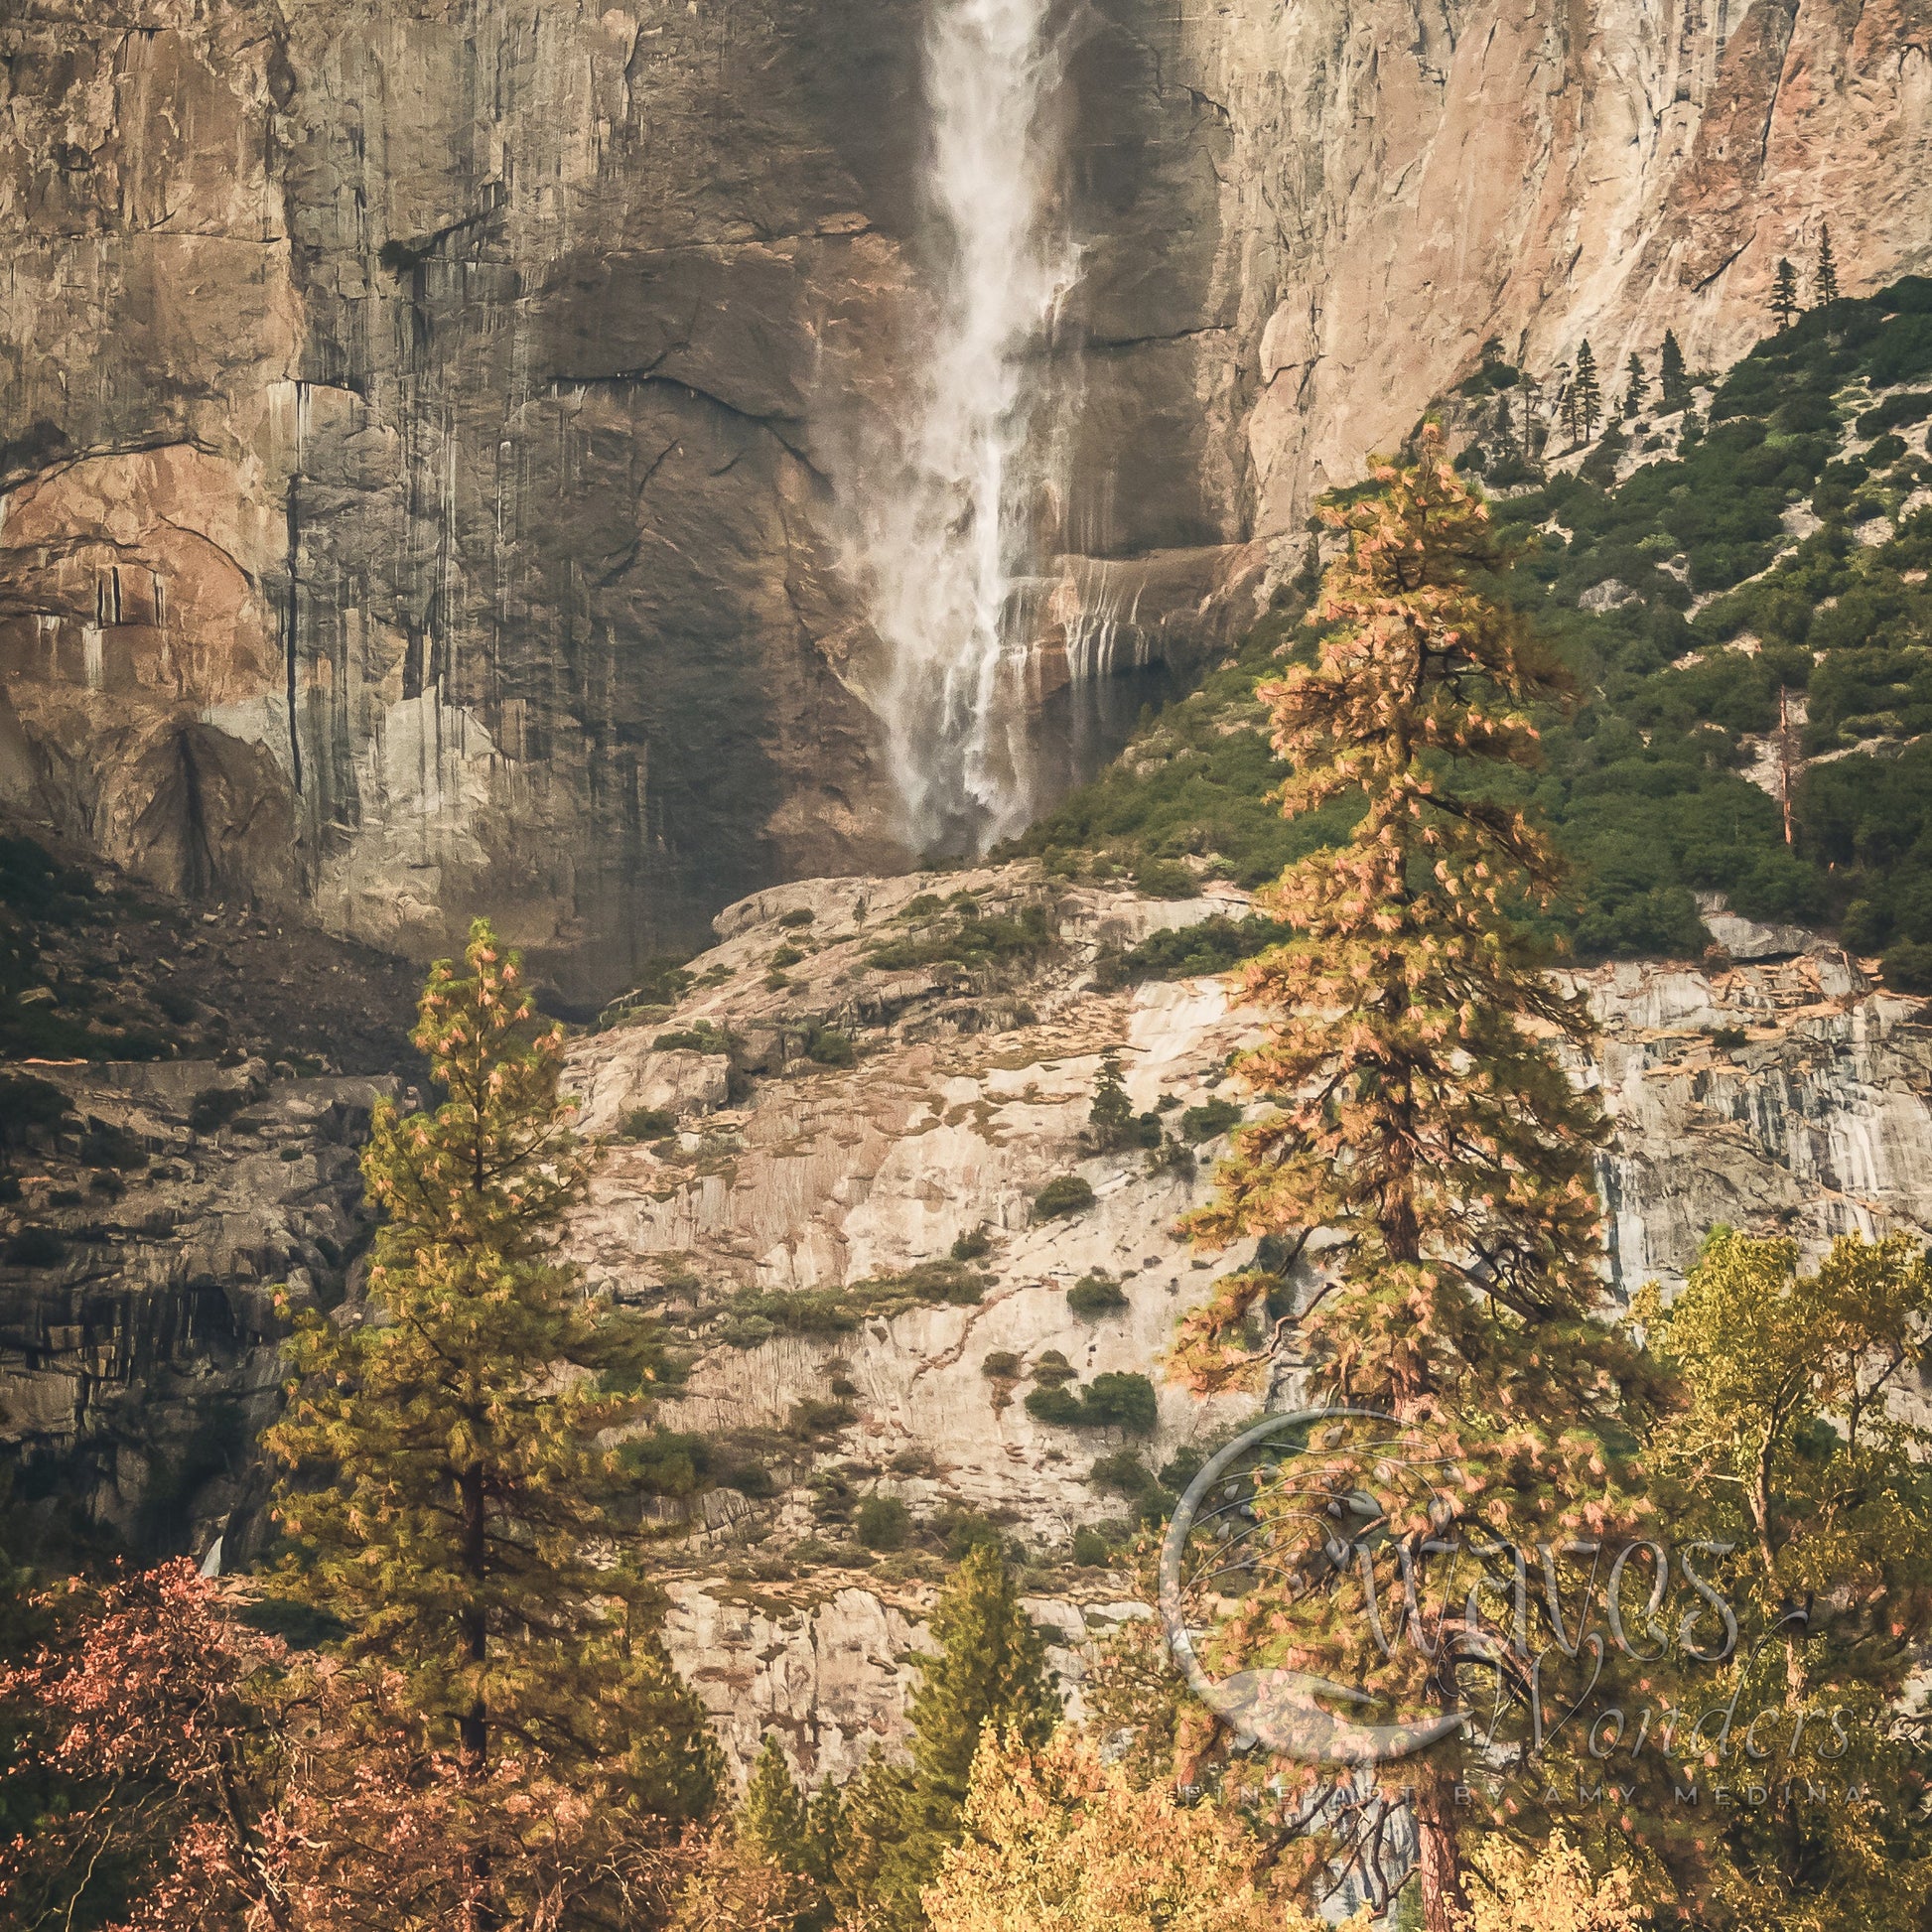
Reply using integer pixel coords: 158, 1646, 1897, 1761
1490, 392, 1516, 456
832, 1545, 1057, 1929
1659, 330, 1689, 411
1573, 340, 1602, 441
732, 1736, 832, 1931
1816, 222, 1840, 304
1771, 257, 1801, 331
267, 923, 720, 1851
741, 1736, 810, 1868
1085, 1050, 1156, 1152
1174, 431, 1660, 1932
1622, 349, 1646, 418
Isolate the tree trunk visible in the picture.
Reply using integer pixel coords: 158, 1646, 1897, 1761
457, 1459, 492, 1932
1416, 1780, 1468, 1932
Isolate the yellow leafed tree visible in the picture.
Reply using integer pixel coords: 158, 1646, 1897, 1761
922, 1728, 1331, 1932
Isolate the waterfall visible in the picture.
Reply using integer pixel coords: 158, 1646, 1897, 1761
849, 0, 1076, 856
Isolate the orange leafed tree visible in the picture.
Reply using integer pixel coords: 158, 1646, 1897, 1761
1174, 431, 1662, 1930
0, 1560, 691, 1932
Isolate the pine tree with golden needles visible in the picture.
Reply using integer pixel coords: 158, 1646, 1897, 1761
1173, 431, 1663, 1932
267, 921, 720, 1843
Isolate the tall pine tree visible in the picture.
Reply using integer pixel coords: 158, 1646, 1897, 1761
832, 1545, 1057, 1930
1771, 258, 1801, 331
1816, 222, 1840, 304
729, 1736, 835, 1932
1174, 431, 1660, 1932
1573, 340, 1602, 441
1658, 330, 1689, 411
1622, 349, 1646, 418
267, 922, 720, 1848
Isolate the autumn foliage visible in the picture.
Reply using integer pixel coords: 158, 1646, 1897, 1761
922, 1728, 1328, 1932
1171, 433, 1665, 1928
0, 1560, 692, 1931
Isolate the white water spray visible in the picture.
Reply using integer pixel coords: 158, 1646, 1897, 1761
850, 0, 1076, 855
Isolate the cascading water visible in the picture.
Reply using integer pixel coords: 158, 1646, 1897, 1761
848, 0, 1076, 856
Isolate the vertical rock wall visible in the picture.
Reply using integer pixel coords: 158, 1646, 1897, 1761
1172, 0, 1932, 527
0, 0, 1926, 993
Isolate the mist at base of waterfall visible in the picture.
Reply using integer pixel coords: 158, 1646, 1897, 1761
910, 657, 1184, 863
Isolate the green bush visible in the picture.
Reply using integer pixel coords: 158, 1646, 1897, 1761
940, 1509, 1005, 1559
802, 1025, 855, 1067
1178, 1096, 1242, 1144
1070, 1526, 1115, 1567
1088, 1449, 1155, 1496
1033, 1173, 1095, 1218
652, 1022, 733, 1055
1859, 391, 1932, 437
768, 944, 805, 970
1093, 914, 1296, 989
777, 906, 816, 928
866, 901, 1054, 974
1066, 1272, 1129, 1317
1024, 1385, 1084, 1426
786, 1398, 859, 1439
1032, 1349, 1076, 1386
621, 1106, 678, 1141
1083, 1372, 1160, 1436
1882, 939, 1932, 993
718, 1260, 989, 1347
856, 1496, 911, 1551
1024, 1371, 1160, 1436
1133, 857, 1200, 899
981, 1350, 1023, 1380
950, 1226, 992, 1261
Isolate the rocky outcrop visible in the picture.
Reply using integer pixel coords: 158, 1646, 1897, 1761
561, 863, 1932, 1775
5, 0, 1922, 990
0, 1058, 393, 1562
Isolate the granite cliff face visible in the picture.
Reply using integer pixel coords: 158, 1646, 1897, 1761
2, 0, 1925, 993
1192, 0, 1932, 528
556, 864, 1932, 1776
